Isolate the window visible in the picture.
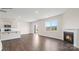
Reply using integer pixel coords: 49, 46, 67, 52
45, 20, 58, 31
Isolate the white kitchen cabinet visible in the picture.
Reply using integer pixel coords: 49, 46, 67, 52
0, 40, 2, 51
0, 31, 21, 41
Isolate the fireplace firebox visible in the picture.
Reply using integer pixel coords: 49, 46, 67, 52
64, 32, 74, 44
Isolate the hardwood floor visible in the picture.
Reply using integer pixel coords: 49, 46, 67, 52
2, 34, 79, 51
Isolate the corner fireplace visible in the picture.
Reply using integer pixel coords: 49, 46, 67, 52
64, 32, 74, 44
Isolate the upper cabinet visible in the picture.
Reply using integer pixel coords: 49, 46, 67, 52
0, 18, 17, 28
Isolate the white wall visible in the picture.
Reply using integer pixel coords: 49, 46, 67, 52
1, 8, 79, 38
0, 19, 3, 28
0, 18, 31, 35
63, 9, 79, 29
31, 15, 63, 39
31, 9, 79, 40
16, 21, 31, 34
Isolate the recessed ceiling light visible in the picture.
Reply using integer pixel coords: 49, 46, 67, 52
35, 11, 39, 14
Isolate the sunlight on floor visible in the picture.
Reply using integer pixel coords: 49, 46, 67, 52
45, 39, 59, 51
33, 34, 40, 49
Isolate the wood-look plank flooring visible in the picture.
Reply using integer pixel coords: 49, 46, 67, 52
2, 34, 79, 51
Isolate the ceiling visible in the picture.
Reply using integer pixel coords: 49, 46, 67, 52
0, 8, 67, 22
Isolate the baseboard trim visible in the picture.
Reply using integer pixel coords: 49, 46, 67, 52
39, 34, 62, 41
21, 33, 32, 35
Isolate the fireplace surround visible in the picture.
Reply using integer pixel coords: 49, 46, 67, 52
63, 29, 79, 48
64, 32, 74, 44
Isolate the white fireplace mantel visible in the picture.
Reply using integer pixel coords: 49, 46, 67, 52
63, 29, 79, 48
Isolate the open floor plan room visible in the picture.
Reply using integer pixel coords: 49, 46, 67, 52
0, 8, 79, 51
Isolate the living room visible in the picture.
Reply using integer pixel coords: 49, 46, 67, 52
0, 8, 79, 51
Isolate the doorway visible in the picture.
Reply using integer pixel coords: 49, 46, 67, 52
34, 25, 38, 34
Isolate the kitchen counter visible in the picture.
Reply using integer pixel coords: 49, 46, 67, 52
0, 31, 19, 33
0, 31, 21, 41
0, 40, 2, 51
